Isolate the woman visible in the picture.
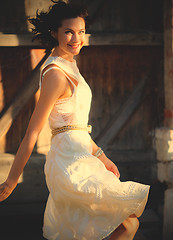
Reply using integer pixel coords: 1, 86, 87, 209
0, 1, 150, 239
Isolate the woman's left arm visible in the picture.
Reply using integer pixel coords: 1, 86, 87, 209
90, 138, 120, 178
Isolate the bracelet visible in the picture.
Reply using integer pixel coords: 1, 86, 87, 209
94, 147, 104, 158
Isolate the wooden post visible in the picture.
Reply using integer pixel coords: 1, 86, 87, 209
155, 1, 173, 240
164, 0, 173, 128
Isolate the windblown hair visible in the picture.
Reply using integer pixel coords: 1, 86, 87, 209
28, 0, 88, 51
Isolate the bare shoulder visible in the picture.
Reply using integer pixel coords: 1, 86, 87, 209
40, 66, 69, 101
41, 66, 67, 89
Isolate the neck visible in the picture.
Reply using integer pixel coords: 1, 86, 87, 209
52, 47, 74, 62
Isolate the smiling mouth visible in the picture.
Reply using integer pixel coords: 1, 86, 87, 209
68, 44, 80, 49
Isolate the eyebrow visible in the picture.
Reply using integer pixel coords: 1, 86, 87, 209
65, 28, 85, 31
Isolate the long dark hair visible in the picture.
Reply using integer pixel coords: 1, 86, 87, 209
28, 0, 88, 51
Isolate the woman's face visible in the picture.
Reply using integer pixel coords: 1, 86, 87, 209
53, 17, 86, 61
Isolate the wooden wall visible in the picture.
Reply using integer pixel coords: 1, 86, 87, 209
0, 48, 45, 153
87, 0, 163, 33
77, 46, 164, 150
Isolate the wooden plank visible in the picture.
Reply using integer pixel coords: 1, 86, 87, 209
86, 32, 163, 46
0, 33, 37, 47
0, 32, 162, 47
95, 75, 148, 148
0, 51, 51, 140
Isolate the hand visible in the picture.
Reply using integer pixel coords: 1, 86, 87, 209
0, 180, 16, 202
98, 154, 120, 178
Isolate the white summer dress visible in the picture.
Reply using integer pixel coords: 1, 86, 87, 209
41, 56, 150, 240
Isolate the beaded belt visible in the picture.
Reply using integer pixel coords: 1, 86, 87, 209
51, 125, 92, 137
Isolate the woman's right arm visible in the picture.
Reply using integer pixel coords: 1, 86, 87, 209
0, 68, 68, 202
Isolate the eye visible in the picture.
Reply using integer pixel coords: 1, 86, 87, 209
79, 30, 85, 34
65, 30, 73, 35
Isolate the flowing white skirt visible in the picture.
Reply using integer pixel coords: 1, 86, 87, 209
43, 130, 150, 240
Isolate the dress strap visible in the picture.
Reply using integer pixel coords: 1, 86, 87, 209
42, 66, 59, 78
41, 64, 78, 88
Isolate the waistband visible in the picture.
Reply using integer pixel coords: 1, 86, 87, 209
51, 125, 92, 137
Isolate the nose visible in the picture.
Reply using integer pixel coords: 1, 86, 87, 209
72, 33, 79, 42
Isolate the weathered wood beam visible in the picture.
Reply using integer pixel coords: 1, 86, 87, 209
0, 32, 162, 47
86, 32, 163, 46
95, 75, 148, 148
0, 50, 51, 140
0, 33, 37, 47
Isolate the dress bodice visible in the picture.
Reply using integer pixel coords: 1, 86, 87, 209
40, 56, 92, 130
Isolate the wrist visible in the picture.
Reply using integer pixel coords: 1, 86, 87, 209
93, 147, 104, 158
